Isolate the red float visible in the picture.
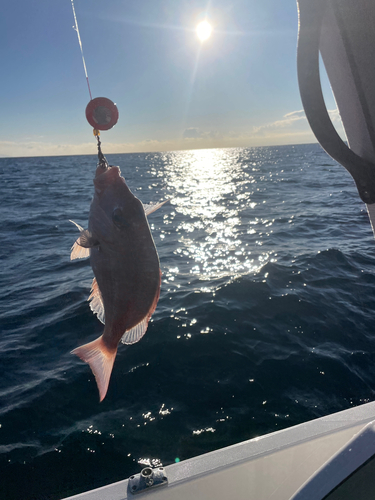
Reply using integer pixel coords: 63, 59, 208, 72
85, 97, 119, 131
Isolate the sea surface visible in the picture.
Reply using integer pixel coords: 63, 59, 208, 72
1, 144, 375, 499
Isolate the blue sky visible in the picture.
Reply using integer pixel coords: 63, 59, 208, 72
1, 0, 343, 157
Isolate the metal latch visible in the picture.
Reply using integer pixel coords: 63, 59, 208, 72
128, 467, 168, 495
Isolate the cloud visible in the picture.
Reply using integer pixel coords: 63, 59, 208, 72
327, 108, 342, 122
0, 140, 97, 158
253, 109, 343, 135
0, 131, 311, 158
0, 109, 345, 158
284, 110, 306, 119
183, 127, 203, 139
253, 109, 306, 134
0, 139, 176, 158
182, 128, 223, 142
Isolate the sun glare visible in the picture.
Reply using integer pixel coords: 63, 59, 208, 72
196, 21, 212, 42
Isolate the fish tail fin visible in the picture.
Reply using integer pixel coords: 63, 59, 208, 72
71, 335, 117, 402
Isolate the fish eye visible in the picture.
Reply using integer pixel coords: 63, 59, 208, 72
112, 207, 128, 229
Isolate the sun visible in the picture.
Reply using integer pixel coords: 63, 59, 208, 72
196, 21, 212, 42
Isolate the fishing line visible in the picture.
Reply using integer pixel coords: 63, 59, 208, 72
71, 0, 92, 100
70, 0, 119, 165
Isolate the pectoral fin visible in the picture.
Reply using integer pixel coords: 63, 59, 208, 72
143, 200, 169, 216
70, 241, 90, 260
69, 220, 99, 260
121, 269, 162, 345
121, 317, 148, 345
88, 277, 105, 324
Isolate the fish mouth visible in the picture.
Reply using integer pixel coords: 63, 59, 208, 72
94, 165, 122, 189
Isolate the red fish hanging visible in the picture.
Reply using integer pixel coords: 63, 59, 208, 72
70, 163, 167, 401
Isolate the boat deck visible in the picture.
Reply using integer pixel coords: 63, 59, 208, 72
63, 400, 375, 500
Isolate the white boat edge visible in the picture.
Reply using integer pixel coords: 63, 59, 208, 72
62, 399, 375, 499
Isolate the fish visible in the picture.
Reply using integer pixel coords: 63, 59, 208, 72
70, 163, 167, 401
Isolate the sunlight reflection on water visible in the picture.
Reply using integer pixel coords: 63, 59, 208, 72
160, 148, 271, 282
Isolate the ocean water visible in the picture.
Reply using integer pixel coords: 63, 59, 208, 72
1, 144, 375, 499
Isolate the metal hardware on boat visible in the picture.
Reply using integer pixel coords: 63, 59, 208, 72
128, 467, 168, 495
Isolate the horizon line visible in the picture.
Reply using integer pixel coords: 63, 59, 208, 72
0, 141, 319, 160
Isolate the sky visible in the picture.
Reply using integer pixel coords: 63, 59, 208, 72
1, 0, 344, 157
